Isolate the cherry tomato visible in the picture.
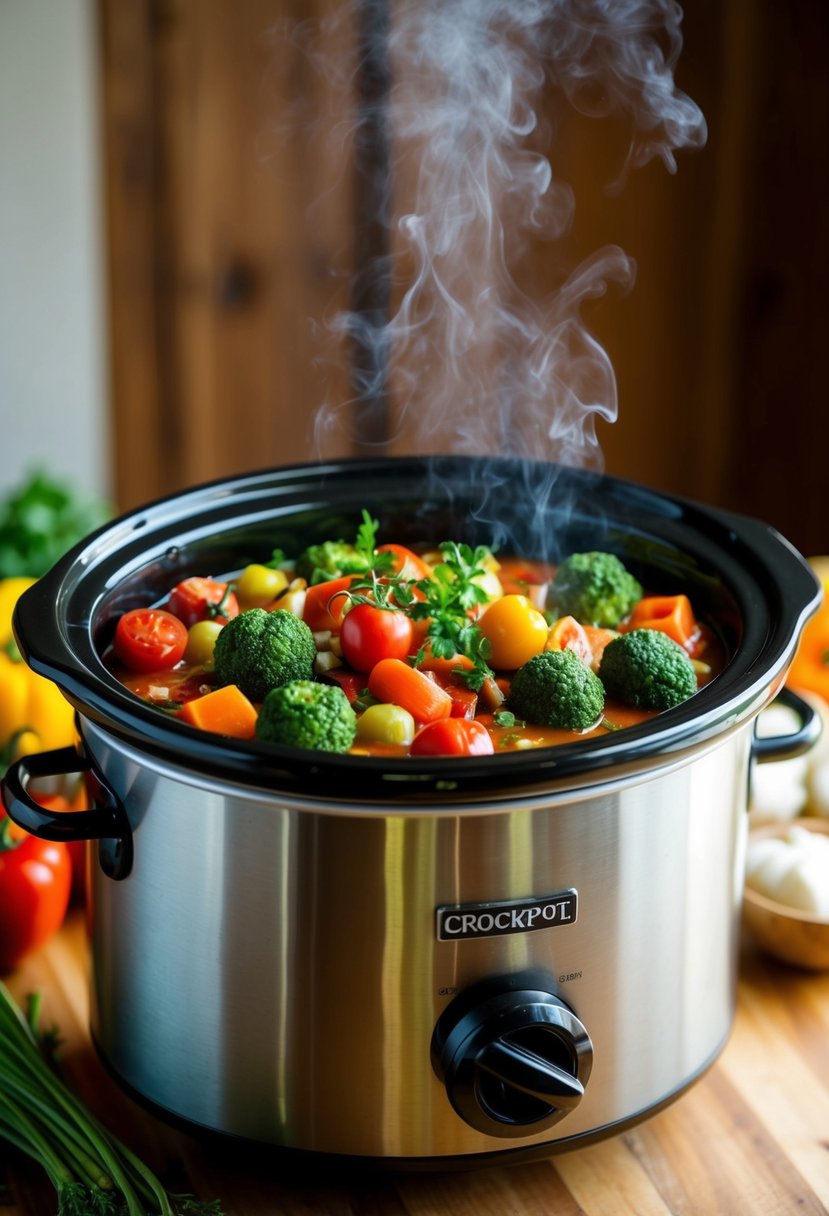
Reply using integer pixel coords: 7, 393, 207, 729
477, 594, 549, 670
167, 577, 239, 627
339, 603, 414, 673
113, 608, 188, 672
0, 812, 72, 971
410, 717, 494, 757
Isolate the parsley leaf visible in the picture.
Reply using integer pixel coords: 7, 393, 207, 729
408, 541, 495, 688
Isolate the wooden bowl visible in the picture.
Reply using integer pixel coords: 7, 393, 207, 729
742, 818, 829, 969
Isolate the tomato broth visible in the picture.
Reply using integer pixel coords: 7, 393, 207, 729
104, 539, 726, 759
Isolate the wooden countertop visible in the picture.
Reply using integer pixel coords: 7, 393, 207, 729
4, 911, 829, 1216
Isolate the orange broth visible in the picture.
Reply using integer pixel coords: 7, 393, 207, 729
106, 551, 726, 758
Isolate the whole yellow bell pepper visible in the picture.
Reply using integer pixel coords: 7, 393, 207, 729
0, 577, 76, 766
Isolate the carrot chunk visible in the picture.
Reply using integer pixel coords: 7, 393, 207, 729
178, 683, 258, 739
367, 658, 453, 724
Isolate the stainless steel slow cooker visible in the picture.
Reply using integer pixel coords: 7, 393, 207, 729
1, 456, 821, 1166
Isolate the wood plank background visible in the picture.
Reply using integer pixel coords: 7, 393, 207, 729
97, 0, 829, 557
2, 911, 828, 1214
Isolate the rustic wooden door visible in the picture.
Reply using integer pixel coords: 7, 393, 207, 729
99, 0, 828, 557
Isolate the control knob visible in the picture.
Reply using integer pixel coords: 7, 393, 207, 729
431, 973, 593, 1137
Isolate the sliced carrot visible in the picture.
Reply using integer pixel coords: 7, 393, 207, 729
545, 616, 593, 665
626, 595, 699, 652
178, 683, 258, 739
368, 658, 453, 724
303, 576, 356, 632
413, 652, 478, 717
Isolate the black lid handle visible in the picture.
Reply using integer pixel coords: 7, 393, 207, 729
752, 686, 822, 764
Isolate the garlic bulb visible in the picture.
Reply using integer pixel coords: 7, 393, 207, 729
745, 826, 829, 918
749, 703, 810, 825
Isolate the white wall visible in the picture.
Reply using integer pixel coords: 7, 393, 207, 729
0, 0, 108, 502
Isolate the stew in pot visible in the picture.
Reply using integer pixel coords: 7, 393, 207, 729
104, 512, 725, 757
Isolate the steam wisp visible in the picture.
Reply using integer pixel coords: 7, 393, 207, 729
278, 1, 705, 482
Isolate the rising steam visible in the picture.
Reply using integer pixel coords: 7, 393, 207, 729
281, 0, 706, 471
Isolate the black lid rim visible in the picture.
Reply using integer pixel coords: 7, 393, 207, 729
13, 456, 821, 803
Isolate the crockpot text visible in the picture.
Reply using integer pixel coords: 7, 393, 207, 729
436, 891, 577, 941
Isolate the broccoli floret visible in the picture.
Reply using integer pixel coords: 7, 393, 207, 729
548, 551, 642, 628
213, 608, 316, 702
255, 679, 357, 753
508, 649, 605, 731
295, 540, 372, 585
598, 628, 698, 710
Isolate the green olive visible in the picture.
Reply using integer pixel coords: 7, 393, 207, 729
184, 620, 224, 667
235, 564, 289, 609
356, 703, 416, 746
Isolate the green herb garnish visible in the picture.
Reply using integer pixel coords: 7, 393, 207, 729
0, 981, 224, 1215
409, 542, 494, 689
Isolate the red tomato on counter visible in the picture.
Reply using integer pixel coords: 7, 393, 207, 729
0, 812, 72, 972
32, 790, 88, 903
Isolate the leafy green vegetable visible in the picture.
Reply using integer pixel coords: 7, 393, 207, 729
508, 649, 606, 730
0, 471, 110, 579
346, 537, 495, 690
255, 679, 357, 753
293, 511, 394, 586
598, 628, 697, 710
213, 608, 316, 702
548, 550, 642, 629
408, 542, 494, 690
0, 982, 223, 1215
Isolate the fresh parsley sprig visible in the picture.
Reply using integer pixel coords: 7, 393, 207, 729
331, 520, 497, 690
409, 542, 495, 690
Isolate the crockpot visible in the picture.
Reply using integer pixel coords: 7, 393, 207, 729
1, 455, 821, 1167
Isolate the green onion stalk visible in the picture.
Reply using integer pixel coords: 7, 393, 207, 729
0, 983, 223, 1215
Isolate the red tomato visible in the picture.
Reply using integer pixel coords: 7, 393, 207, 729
0, 813, 72, 971
410, 717, 494, 757
340, 603, 414, 673
113, 608, 188, 672
167, 577, 239, 628
33, 791, 87, 903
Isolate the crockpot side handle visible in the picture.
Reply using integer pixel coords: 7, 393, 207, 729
752, 687, 822, 764
1, 746, 133, 880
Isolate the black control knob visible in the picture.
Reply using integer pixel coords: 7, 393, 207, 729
431, 973, 593, 1137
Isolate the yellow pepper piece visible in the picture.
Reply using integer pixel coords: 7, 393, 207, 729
0, 578, 76, 763
0, 577, 35, 649
0, 651, 30, 741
